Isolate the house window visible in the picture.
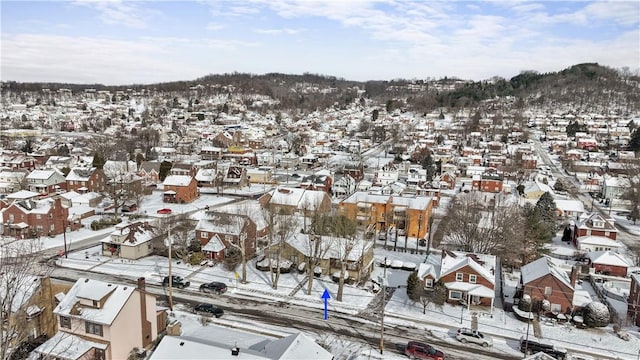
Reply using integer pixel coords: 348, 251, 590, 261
586, 230, 591, 236
469, 274, 477, 284
551, 303, 562, 313
36, 214, 41, 220
200, 232, 207, 239
95, 349, 106, 360
604, 231, 610, 237
425, 279, 433, 288
59, 316, 71, 329
85, 321, 103, 336
449, 290, 462, 300
455, 273, 463, 282
544, 286, 552, 296
50, 224, 54, 232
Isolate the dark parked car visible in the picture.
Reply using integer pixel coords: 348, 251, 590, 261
404, 341, 445, 360
200, 281, 227, 294
519, 336, 567, 359
194, 303, 224, 318
162, 275, 190, 289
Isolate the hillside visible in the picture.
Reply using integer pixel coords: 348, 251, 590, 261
3, 63, 638, 114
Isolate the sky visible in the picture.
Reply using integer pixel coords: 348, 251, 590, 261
1, 0, 639, 85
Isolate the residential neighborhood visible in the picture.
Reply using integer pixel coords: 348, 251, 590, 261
0, 63, 639, 360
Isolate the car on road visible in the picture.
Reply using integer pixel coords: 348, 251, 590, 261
404, 341, 445, 360
162, 275, 190, 289
194, 303, 224, 318
455, 328, 493, 347
200, 281, 227, 294
519, 336, 567, 359
157, 208, 172, 215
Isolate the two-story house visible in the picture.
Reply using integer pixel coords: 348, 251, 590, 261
31, 277, 164, 360
101, 221, 157, 260
26, 169, 67, 195
572, 213, 618, 247
627, 274, 640, 326
162, 175, 198, 203
1, 198, 80, 239
258, 187, 332, 216
137, 161, 161, 185
0, 170, 27, 194
1, 277, 59, 355
266, 232, 375, 283
195, 212, 257, 261
418, 250, 496, 313
65, 167, 108, 193
518, 256, 580, 315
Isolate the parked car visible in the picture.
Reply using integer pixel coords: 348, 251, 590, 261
404, 341, 445, 360
200, 281, 227, 294
157, 208, 172, 215
194, 303, 224, 318
455, 328, 493, 347
162, 275, 190, 289
519, 336, 567, 359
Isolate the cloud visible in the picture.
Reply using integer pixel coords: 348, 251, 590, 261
71, 0, 159, 28
254, 28, 303, 35
1, 34, 205, 84
205, 22, 224, 31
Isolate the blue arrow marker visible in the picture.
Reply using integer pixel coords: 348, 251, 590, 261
321, 289, 331, 320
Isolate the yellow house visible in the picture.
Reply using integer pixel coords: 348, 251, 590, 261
2, 277, 63, 356
338, 192, 434, 239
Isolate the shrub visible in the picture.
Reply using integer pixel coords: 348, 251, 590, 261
224, 248, 242, 271
584, 302, 610, 327
519, 294, 532, 312
188, 252, 204, 266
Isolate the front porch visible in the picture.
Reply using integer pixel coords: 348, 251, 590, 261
446, 282, 495, 314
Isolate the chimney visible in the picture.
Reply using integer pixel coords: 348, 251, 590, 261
137, 277, 146, 290
231, 347, 240, 356
570, 266, 579, 288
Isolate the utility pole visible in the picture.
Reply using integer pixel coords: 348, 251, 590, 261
168, 227, 174, 311
62, 217, 68, 259
379, 258, 387, 355
416, 213, 422, 253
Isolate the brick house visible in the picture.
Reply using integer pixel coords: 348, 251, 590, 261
299, 172, 332, 193
627, 274, 640, 326
65, 167, 108, 193
195, 212, 257, 261
25, 169, 67, 194
0, 153, 36, 171
572, 213, 618, 247
518, 256, 578, 314
1, 198, 80, 238
418, 250, 496, 313
162, 175, 198, 203
585, 251, 631, 277
137, 161, 161, 184
472, 171, 504, 193
32, 277, 165, 360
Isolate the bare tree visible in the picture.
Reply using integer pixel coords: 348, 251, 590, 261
437, 192, 513, 254
263, 205, 300, 290
0, 240, 53, 360
331, 216, 358, 302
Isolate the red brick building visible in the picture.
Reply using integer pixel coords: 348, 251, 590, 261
195, 212, 257, 261
65, 167, 108, 193
2, 198, 81, 238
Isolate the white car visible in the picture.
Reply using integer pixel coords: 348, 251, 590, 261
455, 328, 493, 347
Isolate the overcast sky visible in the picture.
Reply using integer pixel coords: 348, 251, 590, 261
1, 0, 639, 85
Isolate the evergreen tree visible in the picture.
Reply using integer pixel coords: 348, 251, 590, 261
92, 152, 105, 169
159, 161, 172, 181
406, 271, 421, 302
629, 128, 640, 152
